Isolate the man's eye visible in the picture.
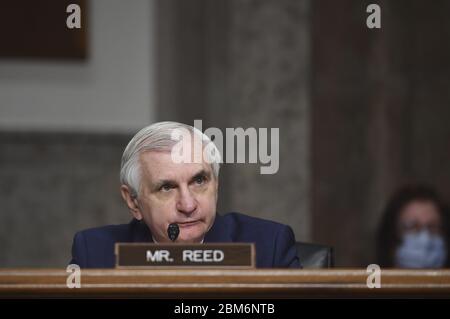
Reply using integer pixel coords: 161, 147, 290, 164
194, 176, 206, 185
160, 184, 173, 192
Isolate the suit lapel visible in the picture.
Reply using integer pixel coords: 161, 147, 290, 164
130, 219, 154, 243
204, 213, 233, 243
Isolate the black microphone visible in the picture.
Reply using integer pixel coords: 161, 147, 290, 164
167, 223, 179, 242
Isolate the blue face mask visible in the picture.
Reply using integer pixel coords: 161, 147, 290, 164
395, 230, 447, 268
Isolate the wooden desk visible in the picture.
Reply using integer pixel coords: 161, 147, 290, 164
1, 269, 449, 298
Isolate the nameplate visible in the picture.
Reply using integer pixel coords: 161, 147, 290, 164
115, 243, 255, 268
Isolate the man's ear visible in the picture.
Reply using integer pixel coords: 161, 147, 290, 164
120, 185, 143, 220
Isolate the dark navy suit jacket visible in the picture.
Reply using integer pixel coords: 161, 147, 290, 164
70, 212, 301, 268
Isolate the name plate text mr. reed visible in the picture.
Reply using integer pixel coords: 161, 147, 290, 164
115, 243, 255, 268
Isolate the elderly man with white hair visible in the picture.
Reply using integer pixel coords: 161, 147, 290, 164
70, 121, 300, 268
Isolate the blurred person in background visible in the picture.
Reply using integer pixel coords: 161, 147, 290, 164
376, 185, 450, 268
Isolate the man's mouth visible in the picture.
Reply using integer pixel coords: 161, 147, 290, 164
177, 220, 201, 227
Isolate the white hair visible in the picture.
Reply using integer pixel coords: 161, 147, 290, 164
120, 121, 221, 198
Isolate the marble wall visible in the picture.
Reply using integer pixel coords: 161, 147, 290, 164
0, 133, 131, 266
157, 0, 312, 242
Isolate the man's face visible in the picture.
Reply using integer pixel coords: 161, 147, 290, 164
133, 150, 218, 243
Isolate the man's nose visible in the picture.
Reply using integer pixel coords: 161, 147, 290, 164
176, 186, 197, 214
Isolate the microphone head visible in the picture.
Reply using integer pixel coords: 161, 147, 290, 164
167, 223, 179, 242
